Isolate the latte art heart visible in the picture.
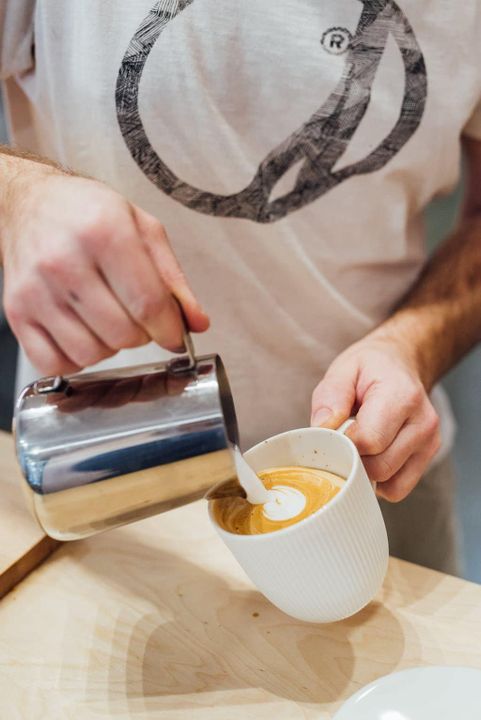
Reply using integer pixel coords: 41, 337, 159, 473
212, 466, 345, 535
262, 485, 307, 522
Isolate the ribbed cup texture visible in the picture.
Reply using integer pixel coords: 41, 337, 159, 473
214, 462, 388, 623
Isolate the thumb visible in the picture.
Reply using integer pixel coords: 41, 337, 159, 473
311, 360, 357, 429
135, 207, 210, 333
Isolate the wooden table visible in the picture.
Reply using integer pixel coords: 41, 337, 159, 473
1, 435, 481, 719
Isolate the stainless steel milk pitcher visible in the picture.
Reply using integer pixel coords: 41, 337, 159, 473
13, 326, 239, 540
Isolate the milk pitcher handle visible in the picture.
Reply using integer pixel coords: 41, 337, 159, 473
171, 297, 196, 373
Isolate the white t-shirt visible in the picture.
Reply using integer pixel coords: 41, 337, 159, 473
2, 0, 479, 451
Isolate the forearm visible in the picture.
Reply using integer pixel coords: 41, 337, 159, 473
372, 214, 481, 390
0, 145, 68, 260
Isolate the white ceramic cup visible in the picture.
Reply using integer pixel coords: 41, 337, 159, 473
209, 426, 389, 623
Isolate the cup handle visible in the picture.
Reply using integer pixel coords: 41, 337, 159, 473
336, 417, 356, 435
336, 417, 378, 494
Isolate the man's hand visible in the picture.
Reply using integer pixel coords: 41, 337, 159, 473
311, 137, 481, 503
0, 159, 209, 375
311, 332, 441, 503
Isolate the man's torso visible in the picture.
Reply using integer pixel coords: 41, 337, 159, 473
3, 0, 479, 447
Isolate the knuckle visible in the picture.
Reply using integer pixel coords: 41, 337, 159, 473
147, 216, 167, 237
384, 486, 407, 504
72, 345, 112, 369
32, 351, 70, 377
107, 323, 145, 351
80, 231, 103, 254
379, 477, 413, 503
372, 455, 396, 484
44, 358, 71, 376
163, 265, 187, 288
4, 296, 25, 327
38, 261, 85, 297
122, 328, 149, 349
104, 334, 126, 352
79, 220, 111, 252
37, 253, 71, 278
157, 223, 168, 240
139, 209, 166, 236
4, 281, 37, 322
424, 408, 440, 436
78, 198, 113, 232
360, 427, 389, 455
403, 384, 425, 413
429, 429, 442, 458
77, 203, 126, 251
129, 293, 166, 325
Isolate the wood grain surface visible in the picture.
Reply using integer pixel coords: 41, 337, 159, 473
0, 432, 59, 598
0, 433, 481, 719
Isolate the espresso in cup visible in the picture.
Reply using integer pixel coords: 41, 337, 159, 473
212, 466, 345, 535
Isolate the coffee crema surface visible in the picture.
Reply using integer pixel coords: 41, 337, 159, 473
212, 466, 345, 535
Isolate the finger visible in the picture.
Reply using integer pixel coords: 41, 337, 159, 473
311, 361, 357, 429
134, 208, 210, 333
18, 322, 80, 377
93, 216, 185, 351
362, 416, 434, 484
30, 291, 115, 369
346, 382, 423, 457
49, 266, 151, 352
376, 439, 440, 503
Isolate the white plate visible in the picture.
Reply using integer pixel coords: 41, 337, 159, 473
333, 666, 481, 720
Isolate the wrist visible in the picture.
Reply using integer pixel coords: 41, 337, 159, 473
366, 312, 438, 391
0, 153, 62, 258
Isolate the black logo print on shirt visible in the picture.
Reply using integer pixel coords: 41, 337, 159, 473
116, 0, 427, 224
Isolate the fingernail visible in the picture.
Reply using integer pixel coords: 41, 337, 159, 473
311, 408, 332, 427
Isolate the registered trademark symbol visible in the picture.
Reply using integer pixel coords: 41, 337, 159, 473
321, 27, 352, 55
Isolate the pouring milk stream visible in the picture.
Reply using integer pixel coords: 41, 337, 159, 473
234, 447, 307, 521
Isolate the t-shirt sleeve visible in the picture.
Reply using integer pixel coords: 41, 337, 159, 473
463, 97, 481, 140
0, 0, 35, 80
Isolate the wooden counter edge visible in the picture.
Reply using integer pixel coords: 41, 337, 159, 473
0, 535, 61, 599
0, 431, 61, 599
